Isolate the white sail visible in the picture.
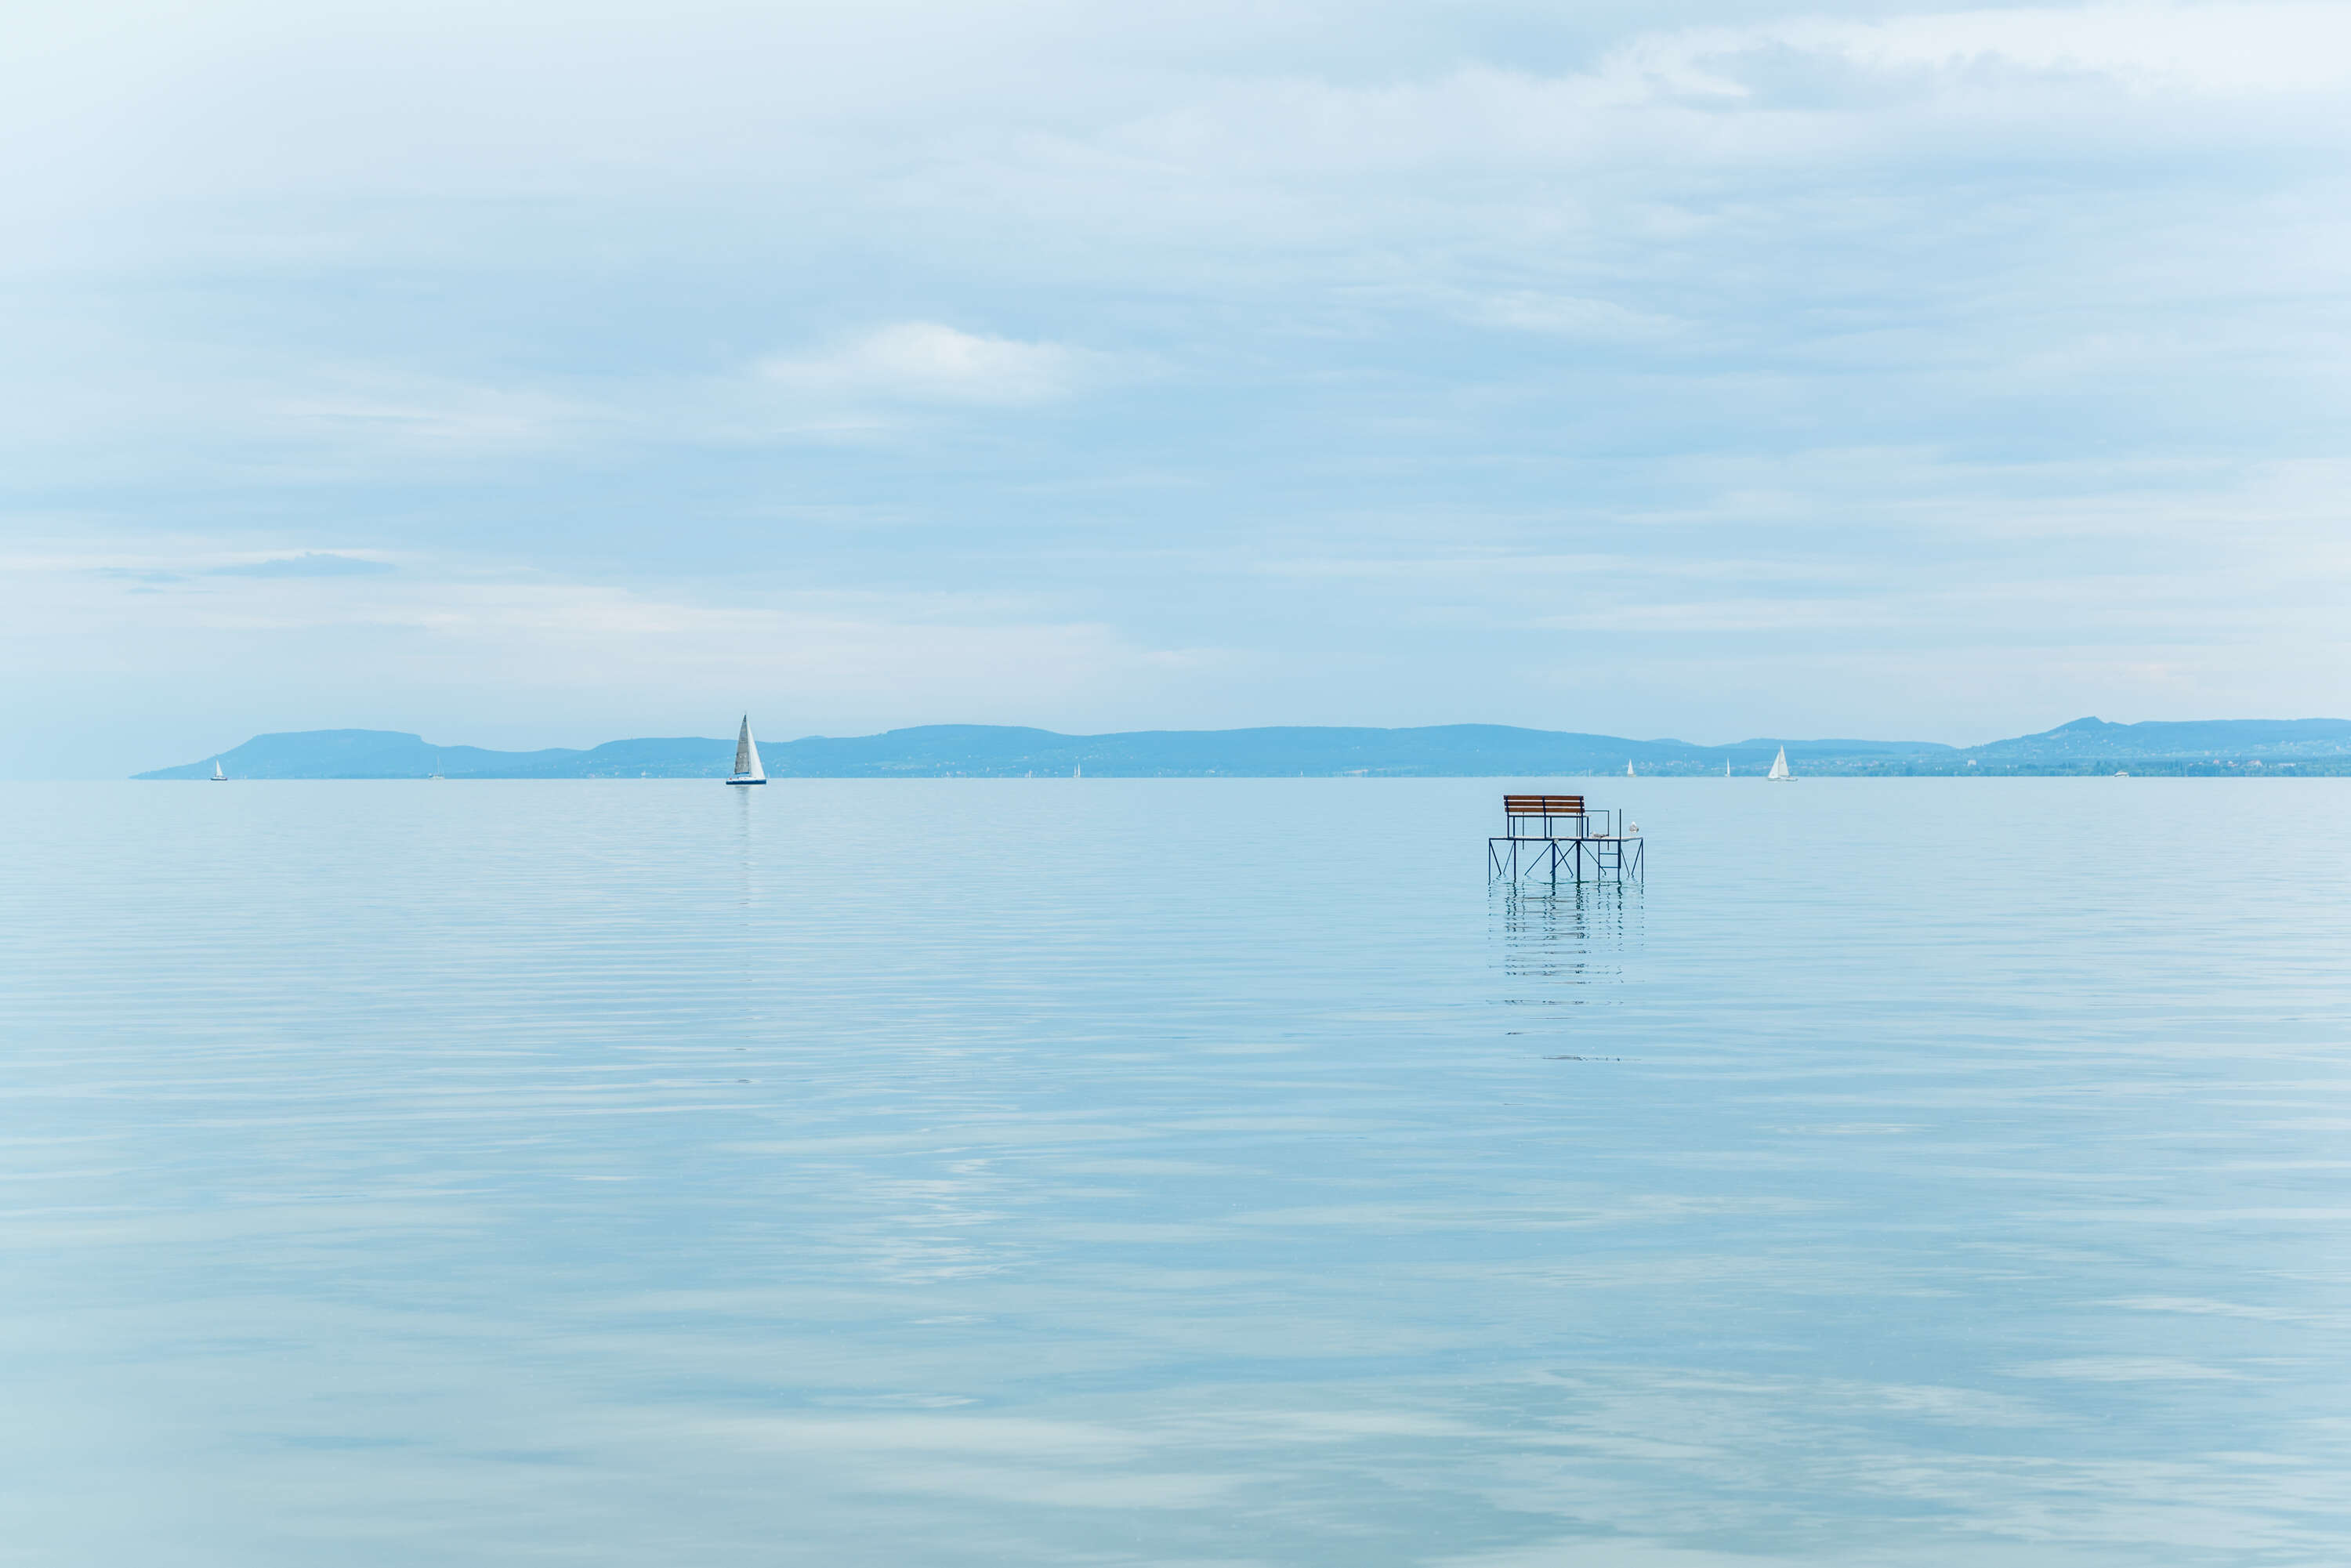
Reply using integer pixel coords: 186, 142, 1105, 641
728, 716, 766, 784
212, 760, 226, 781
1626, 761, 1636, 777
1767, 747, 1792, 781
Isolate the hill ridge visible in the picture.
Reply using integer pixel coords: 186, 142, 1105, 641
135, 717, 2351, 779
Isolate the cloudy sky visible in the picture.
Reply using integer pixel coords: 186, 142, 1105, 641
5, 0, 2349, 774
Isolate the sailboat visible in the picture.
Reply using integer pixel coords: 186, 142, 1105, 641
1625, 761, 1636, 777
726, 716, 766, 786
1766, 747, 1795, 781
211, 760, 227, 782
1724, 761, 1731, 778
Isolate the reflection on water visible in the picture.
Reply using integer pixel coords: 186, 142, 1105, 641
5, 778, 2351, 1567
1493, 881, 1639, 1002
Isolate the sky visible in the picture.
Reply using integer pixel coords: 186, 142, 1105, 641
5, 0, 2350, 776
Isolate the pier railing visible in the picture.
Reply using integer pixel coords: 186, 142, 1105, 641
1491, 794, 1643, 883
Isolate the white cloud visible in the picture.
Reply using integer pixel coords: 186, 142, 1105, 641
1064, 3, 2351, 194
1456, 291, 1687, 342
276, 378, 595, 454
208, 552, 394, 578
759, 323, 1098, 407
1799, 3, 2351, 96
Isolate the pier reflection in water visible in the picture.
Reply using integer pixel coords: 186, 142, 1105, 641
1493, 878, 1641, 1009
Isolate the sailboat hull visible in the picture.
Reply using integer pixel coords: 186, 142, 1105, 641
726, 777, 766, 786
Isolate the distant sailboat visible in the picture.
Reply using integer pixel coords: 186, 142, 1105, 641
1766, 747, 1795, 781
726, 716, 766, 786
1626, 761, 1636, 777
211, 760, 226, 782
1724, 761, 1732, 778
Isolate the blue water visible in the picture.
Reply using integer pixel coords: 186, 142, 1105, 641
5, 779, 2349, 1565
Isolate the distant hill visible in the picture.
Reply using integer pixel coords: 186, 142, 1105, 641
1967, 716, 2351, 764
135, 717, 2351, 779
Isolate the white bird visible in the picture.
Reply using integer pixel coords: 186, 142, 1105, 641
1626, 820, 1639, 836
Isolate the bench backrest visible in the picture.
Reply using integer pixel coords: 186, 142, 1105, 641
1503, 795, 1585, 816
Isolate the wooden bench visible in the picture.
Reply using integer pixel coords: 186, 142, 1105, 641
1503, 795, 1586, 835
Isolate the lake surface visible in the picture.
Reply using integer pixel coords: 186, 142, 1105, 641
5, 778, 2349, 1566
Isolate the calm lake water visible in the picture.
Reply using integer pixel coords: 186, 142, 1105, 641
5, 778, 2349, 1566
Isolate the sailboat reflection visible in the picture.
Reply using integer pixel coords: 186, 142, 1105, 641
736, 778, 759, 910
